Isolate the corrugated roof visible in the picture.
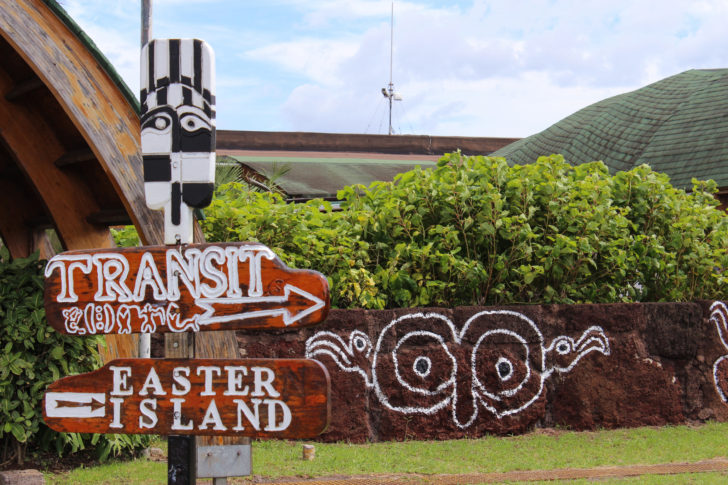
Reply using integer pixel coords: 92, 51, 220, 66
492, 69, 728, 189
226, 155, 439, 198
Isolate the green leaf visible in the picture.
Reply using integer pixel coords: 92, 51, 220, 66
50, 346, 64, 360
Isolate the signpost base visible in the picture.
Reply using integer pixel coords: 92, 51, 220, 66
168, 435, 196, 485
197, 443, 251, 480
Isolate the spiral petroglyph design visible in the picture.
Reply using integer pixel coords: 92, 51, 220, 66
305, 310, 611, 428
710, 301, 728, 403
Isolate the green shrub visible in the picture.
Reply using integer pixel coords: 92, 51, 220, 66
200, 153, 728, 307
116, 153, 728, 307
0, 253, 150, 464
201, 183, 382, 308
111, 225, 141, 247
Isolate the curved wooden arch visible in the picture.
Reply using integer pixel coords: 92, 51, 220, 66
0, 1, 239, 376
0, 0, 164, 253
0, 0, 166, 360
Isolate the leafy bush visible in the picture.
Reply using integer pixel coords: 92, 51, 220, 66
200, 183, 381, 308
199, 153, 728, 308
111, 225, 141, 247
0, 253, 150, 465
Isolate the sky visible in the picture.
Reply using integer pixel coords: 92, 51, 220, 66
63, 0, 728, 138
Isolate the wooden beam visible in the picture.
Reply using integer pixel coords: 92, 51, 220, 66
216, 130, 520, 155
0, 162, 21, 177
31, 228, 57, 260
54, 147, 96, 168
25, 215, 52, 229
86, 209, 132, 226
4, 76, 43, 102
0, 176, 33, 258
0, 71, 111, 250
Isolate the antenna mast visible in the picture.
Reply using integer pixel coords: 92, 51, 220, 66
381, 1, 401, 135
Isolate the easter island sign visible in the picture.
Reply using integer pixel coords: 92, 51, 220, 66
43, 358, 330, 437
43, 242, 329, 335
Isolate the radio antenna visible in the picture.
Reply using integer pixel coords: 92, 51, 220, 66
381, 1, 401, 135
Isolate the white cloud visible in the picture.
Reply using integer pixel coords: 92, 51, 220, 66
244, 39, 360, 86
60, 0, 728, 136
272, 0, 728, 135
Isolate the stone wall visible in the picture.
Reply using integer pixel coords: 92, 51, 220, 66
231, 301, 728, 442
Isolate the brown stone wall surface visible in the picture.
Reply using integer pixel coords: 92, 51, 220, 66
151, 301, 728, 442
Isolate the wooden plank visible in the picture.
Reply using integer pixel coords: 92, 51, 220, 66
54, 148, 96, 169
85, 209, 132, 226
43, 358, 331, 438
44, 242, 330, 335
25, 216, 53, 230
0, 169, 36, 258
4, 76, 43, 101
31, 229, 56, 260
216, 130, 520, 155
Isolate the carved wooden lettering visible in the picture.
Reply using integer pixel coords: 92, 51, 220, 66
43, 242, 330, 334
43, 358, 330, 437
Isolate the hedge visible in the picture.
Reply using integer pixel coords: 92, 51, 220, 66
196, 153, 728, 308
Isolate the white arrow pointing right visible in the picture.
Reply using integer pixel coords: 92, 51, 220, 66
46, 392, 106, 418
195, 284, 325, 327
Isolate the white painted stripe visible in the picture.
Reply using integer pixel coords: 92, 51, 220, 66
180, 39, 194, 82
201, 41, 215, 94
154, 39, 170, 85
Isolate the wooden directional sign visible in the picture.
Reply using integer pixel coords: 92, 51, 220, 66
43, 242, 329, 335
43, 358, 330, 437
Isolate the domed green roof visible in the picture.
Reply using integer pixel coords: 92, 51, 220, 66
492, 69, 728, 189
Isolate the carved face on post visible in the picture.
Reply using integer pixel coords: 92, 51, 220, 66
140, 39, 216, 245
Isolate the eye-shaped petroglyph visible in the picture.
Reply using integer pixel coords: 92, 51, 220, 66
306, 310, 611, 428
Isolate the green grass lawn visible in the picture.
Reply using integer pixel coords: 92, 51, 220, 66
45, 422, 728, 484
506, 475, 728, 485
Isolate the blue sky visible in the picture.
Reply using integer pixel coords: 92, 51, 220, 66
64, 0, 728, 137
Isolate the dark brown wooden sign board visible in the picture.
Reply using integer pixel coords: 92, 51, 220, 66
43, 358, 330, 438
43, 242, 329, 335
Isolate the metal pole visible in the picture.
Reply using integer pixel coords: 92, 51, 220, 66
388, 93, 393, 136
388, 2, 394, 135
389, 1, 393, 88
139, 0, 152, 360
141, 0, 152, 46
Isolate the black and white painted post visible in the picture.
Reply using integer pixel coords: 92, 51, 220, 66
141, 37, 248, 485
140, 38, 216, 246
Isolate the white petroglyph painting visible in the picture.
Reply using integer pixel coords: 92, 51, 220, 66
305, 310, 611, 428
710, 301, 728, 403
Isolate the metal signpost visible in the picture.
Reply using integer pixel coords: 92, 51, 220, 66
41, 37, 332, 484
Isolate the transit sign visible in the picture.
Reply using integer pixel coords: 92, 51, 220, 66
43, 358, 330, 438
43, 242, 329, 335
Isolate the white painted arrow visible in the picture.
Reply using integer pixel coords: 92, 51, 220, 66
195, 284, 325, 327
45, 392, 106, 418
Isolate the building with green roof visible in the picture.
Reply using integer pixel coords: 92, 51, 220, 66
493, 69, 728, 204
